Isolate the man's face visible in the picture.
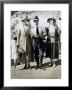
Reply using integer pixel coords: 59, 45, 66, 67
23, 20, 28, 26
34, 20, 39, 25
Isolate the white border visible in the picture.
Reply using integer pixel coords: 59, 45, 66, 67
4, 4, 69, 86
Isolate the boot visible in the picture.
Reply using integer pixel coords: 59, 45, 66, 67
49, 59, 53, 66
35, 65, 39, 69
53, 61, 56, 67
40, 64, 46, 71
22, 64, 28, 69
28, 64, 32, 69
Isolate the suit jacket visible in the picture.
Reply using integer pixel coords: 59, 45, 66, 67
31, 24, 45, 49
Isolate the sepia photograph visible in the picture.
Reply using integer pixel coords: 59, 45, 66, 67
11, 11, 61, 79
4, 4, 68, 86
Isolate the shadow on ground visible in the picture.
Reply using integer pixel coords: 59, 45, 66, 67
29, 59, 61, 69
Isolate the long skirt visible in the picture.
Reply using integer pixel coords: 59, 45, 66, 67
46, 38, 51, 58
26, 36, 32, 62
51, 43, 59, 59
18, 35, 32, 63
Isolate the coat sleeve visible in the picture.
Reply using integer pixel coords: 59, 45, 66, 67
55, 24, 60, 42
17, 25, 21, 44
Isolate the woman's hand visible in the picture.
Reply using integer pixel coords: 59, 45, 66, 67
16, 42, 19, 47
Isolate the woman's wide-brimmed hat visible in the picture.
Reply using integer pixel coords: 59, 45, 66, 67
33, 16, 39, 22
22, 16, 30, 22
47, 17, 56, 23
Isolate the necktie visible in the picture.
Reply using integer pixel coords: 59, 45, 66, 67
36, 25, 39, 35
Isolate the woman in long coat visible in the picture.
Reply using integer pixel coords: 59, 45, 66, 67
46, 18, 59, 67
17, 16, 32, 69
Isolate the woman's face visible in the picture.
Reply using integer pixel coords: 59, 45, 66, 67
49, 20, 53, 24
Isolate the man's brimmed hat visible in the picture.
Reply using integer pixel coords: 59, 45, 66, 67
34, 16, 39, 22
47, 18, 56, 23
22, 16, 30, 22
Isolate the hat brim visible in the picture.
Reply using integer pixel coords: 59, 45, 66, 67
47, 18, 56, 23
34, 19, 39, 21
22, 19, 30, 22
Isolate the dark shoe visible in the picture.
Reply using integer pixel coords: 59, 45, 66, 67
28, 64, 32, 69
21, 65, 28, 70
49, 62, 53, 66
17, 62, 20, 65
35, 66, 39, 69
40, 66, 46, 71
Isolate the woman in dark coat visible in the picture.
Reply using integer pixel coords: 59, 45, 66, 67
46, 17, 59, 67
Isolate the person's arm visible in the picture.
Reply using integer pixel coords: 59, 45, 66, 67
42, 27, 47, 36
39, 27, 46, 39
17, 28, 21, 46
45, 27, 51, 40
45, 27, 49, 36
55, 24, 60, 43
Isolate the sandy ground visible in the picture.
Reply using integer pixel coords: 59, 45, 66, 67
11, 59, 61, 79
11, 58, 61, 79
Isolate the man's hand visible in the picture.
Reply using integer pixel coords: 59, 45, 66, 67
45, 36, 48, 40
